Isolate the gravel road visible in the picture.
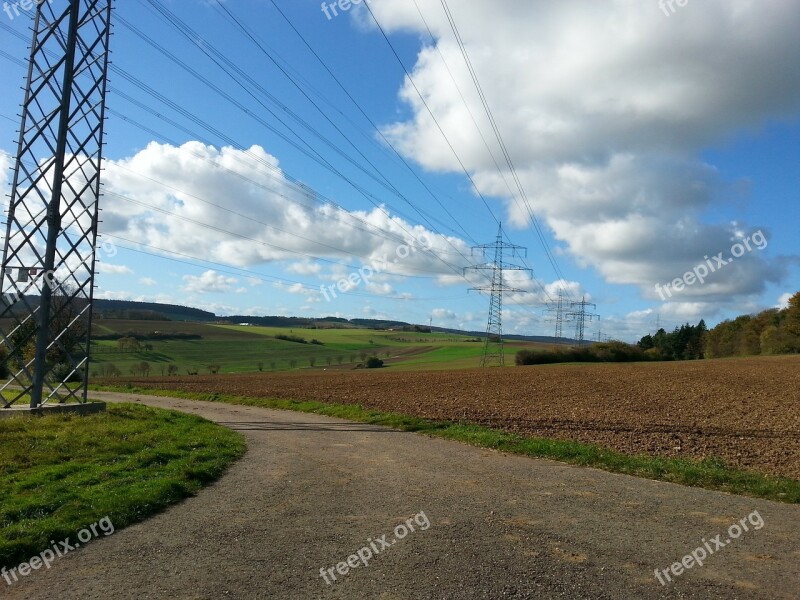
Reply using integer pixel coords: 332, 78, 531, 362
5, 392, 799, 599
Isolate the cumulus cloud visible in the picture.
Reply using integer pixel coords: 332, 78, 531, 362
431, 308, 457, 321
0, 150, 10, 199
777, 293, 793, 310
366, 0, 800, 303
138, 277, 158, 287
182, 270, 239, 294
97, 263, 133, 275
286, 261, 322, 276
101, 142, 473, 282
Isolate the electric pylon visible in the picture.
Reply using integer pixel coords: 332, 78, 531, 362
0, 0, 113, 408
547, 291, 566, 341
566, 296, 599, 346
465, 225, 531, 367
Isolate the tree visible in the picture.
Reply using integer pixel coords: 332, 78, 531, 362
637, 334, 654, 350
167, 364, 179, 376
785, 292, 800, 341
207, 364, 221, 374
289, 359, 297, 369
366, 356, 384, 369
117, 336, 141, 352
760, 326, 793, 355
309, 356, 317, 367
257, 361, 264, 372
99, 362, 120, 377
337, 355, 344, 365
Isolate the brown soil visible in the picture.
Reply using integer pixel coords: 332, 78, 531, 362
116, 355, 800, 479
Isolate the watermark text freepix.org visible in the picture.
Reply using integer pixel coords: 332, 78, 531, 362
2, 516, 115, 586
655, 230, 767, 301
654, 510, 764, 586
321, 0, 367, 21
319, 235, 433, 302
3, 0, 52, 21
659, 0, 689, 17
319, 511, 430, 585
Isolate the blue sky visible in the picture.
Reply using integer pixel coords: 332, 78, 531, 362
1, 0, 798, 341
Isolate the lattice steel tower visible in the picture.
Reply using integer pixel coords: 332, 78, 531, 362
547, 291, 566, 341
465, 225, 531, 367
566, 296, 599, 346
1, 0, 113, 408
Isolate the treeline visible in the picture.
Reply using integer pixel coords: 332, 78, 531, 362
516, 329, 707, 366
92, 331, 202, 342
637, 322, 707, 360
518, 292, 800, 366
96, 309, 170, 321
704, 291, 800, 358
516, 341, 651, 365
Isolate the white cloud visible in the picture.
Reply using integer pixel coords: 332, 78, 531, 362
138, 277, 158, 287
365, 282, 395, 296
777, 292, 793, 310
95, 290, 174, 304
97, 263, 133, 275
182, 270, 239, 294
431, 308, 457, 321
368, 0, 799, 303
0, 151, 10, 206
286, 260, 322, 276
274, 282, 309, 295
101, 142, 472, 284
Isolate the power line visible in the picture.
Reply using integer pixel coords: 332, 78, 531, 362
362, 1, 504, 229
111, 9, 485, 286
566, 296, 599, 346
102, 233, 467, 303
464, 224, 532, 366
262, 0, 479, 247
438, 0, 574, 302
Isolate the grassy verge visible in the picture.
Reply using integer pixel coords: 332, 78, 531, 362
0, 403, 246, 568
92, 385, 800, 504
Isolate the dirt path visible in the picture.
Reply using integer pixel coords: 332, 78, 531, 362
5, 392, 799, 599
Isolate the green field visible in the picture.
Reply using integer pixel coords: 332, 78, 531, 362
90, 320, 551, 375
0, 403, 245, 567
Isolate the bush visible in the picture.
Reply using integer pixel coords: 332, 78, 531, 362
0, 348, 9, 379
98, 363, 121, 377
366, 356, 384, 369
516, 341, 647, 366
275, 334, 307, 344
591, 341, 646, 362
48, 362, 83, 383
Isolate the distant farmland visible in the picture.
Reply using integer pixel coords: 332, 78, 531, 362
111, 355, 800, 480
89, 319, 554, 374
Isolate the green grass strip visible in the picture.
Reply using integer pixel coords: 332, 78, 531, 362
92, 385, 800, 505
0, 403, 245, 568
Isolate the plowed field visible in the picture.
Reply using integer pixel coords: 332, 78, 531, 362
117, 355, 800, 479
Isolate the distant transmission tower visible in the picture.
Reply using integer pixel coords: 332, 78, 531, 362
0, 0, 113, 409
547, 291, 566, 342
465, 225, 531, 367
566, 296, 599, 346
